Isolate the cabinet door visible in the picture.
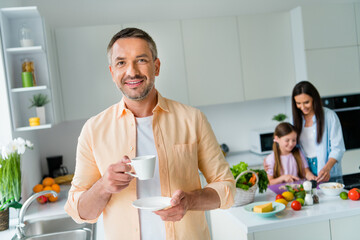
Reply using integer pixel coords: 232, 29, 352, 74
331, 215, 360, 240
237, 12, 296, 101
356, 3, 360, 45
306, 47, 360, 96
182, 17, 244, 106
55, 25, 122, 121
123, 21, 189, 105
302, 4, 357, 49
254, 220, 331, 240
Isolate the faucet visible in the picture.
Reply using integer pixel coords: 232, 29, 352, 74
13, 190, 58, 240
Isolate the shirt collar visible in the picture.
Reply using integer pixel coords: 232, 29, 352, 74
116, 90, 169, 118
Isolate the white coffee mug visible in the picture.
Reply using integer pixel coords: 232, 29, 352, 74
126, 155, 156, 180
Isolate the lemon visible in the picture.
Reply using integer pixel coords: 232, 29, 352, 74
282, 191, 294, 202
275, 198, 288, 206
340, 192, 348, 200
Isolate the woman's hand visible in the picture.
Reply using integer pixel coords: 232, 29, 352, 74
305, 168, 317, 181
316, 168, 331, 182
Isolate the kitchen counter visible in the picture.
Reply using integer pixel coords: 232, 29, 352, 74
0, 185, 70, 239
210, 187, 360, 240
225, 151, 266, 169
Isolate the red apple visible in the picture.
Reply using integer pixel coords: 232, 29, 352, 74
37, 195, 48, 204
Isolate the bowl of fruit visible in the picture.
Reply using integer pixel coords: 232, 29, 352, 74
319, 182, 345, 196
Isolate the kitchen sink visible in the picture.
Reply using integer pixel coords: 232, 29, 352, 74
22, 228, 92, 240
23, 215, 94, 236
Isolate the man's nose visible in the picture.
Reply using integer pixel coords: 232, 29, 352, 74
126, 62, 140, 76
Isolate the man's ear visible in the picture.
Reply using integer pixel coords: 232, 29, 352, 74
154, 58, 160, 76
109, 65, 115, 83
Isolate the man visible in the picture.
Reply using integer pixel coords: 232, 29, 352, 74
65, 27, 235, 240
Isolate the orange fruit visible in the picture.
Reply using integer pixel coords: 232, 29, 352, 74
51, 184, 61, 193
33, 184, 44, 193
43, 186, 53, 198
48, 195, 59, 202
42, 177, 55, 186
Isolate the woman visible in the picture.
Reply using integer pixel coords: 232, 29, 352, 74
292, 81, 345, 182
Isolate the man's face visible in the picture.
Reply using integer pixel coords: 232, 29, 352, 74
109, 38, 160, 101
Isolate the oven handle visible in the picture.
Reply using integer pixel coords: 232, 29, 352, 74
333, 106, 360, 112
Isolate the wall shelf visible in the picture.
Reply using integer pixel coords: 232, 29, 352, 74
15, 124, 52, 132
11, 85, 47, 93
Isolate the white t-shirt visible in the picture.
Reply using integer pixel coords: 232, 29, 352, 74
300, 125, 317, 158
136, 116, 165, 240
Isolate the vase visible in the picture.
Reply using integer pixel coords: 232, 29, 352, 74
0, 208, 9, 231
36, 106, 46, 125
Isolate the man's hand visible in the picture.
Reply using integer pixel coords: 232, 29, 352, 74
101, 156, 134, 193
154, 190, 189, 222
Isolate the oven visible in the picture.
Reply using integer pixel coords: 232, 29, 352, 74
322, 93, 360, 150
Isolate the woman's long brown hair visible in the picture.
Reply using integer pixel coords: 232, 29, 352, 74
273, 122, 305, 179
291, 81, 324, 144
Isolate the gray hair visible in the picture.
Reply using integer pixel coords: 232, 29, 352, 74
107, 27, 158, 64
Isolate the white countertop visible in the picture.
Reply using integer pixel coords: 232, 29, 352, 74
0, 185, 70, 239
214, 188, 360, 234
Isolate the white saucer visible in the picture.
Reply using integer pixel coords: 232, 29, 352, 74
132, 196, 172, 211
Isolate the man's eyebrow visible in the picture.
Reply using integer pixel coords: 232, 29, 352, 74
136, 54, 150, 58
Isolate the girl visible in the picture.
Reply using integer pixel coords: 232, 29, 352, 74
265, 122, 316, 185
292, 81, 345, 182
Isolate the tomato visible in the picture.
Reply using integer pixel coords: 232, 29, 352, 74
276, 194, 285, 200
36, 195, 48, 204
291, 200, 302, 211
348, 188, 360, 201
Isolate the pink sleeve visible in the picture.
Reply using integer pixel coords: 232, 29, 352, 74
265, 152, 275, 176
300, 151, 309, 168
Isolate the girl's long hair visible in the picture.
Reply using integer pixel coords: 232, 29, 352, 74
291, 81, 324, 144
273, 122, 305, 179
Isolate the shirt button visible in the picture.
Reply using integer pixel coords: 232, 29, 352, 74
130, 146, 134, 151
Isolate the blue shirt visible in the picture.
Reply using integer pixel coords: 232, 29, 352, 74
299, 107, 345, 177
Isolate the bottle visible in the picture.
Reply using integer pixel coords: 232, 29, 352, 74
22, 58, 36, 86
303, 181, 313, 206
19, 23, 34, 47
311, 180, 320, 204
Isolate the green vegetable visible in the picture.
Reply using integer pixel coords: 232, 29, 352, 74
230, 162, 269, 193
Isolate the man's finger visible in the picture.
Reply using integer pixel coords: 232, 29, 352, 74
171, 190, 185, 206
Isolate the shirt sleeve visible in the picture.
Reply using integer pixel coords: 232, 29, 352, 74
264, 152, 275, 176
327, 109, 346, 162
64, 119, 102, 224
196, 111, 236, 209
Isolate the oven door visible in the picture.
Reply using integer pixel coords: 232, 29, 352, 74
335, 107, 360, 150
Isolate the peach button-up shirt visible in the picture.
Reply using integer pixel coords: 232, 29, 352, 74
64, 92, 235, 240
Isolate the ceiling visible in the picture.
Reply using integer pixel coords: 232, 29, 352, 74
14, 0, 360, 28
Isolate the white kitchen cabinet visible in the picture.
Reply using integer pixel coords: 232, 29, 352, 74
356, 3, 360, 45
330, 215, 360, 240
0, 6, 55, 131
123, 21, 189, 105
306, 46, 360, 97
181, 16, 244, 106
55, 25, 122, 121
237, 12, 296, 101
301, 4, 357, 50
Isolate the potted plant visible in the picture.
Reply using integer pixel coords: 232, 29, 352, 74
0, 138, 33, 231
29, 93, 50, 125
272, 113, 287, 122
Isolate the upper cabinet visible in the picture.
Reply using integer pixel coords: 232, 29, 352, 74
0, 7, 55, 131
237, 12, 296, 101
181, 17, 245, 106
123, 21, 189, 105
302, 4, 357, 50
55, 25, 122, 122
298, 3, 360, 96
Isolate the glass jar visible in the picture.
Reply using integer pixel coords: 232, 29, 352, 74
21, 58, 36, 86
19, 23, 34, 47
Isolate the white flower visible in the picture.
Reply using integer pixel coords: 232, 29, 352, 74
25, 140, 33, 149
2, 145, 11, 159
